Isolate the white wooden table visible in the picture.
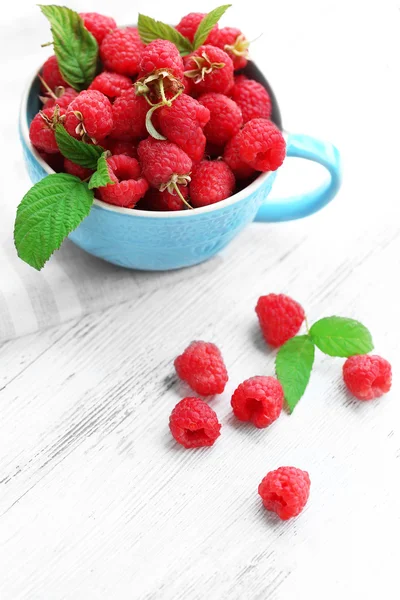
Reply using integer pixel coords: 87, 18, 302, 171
1, 1, 400, 598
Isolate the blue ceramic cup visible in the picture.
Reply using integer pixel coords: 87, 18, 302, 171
20, 62, 342, 271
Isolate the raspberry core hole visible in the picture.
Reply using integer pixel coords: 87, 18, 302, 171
246, 397, 262, 416
268, 492, 287, 509
372, 375, 386, 394
184, 428, 207, 442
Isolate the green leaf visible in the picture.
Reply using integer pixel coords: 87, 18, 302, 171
88, 153, 114, 189
55, 124, 104, 169
39, 5, 98, 90
275, 335, 315, 413
137, 13, 193, 55
192, 5, 232, 49
14, 174, 94, 270
309, 316, 374, 357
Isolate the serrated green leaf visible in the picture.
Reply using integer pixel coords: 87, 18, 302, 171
88, 153, 114, 189
39, 5, 98, 90
137, 13, 193, 55
192, 5, 231, 49
275, 335, 315, 412
309, 316, 374, 357
14, 174, 94, 270
55, 124, 104, 169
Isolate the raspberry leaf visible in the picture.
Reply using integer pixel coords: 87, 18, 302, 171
14, 174, 93, 270
55, 124, 104, 169
138, 14, 193, 55
39, 5, 98, 90
309, 317, 374, 357
275, 335, 315, 413
88, 153, 114, 190
192, 5, 232, 50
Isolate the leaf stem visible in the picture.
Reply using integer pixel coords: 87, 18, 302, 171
172, 182, 193, 210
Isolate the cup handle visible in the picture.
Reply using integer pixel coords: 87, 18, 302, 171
255, 132, 342, 222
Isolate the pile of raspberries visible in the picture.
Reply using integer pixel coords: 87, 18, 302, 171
29, 11, 285, 210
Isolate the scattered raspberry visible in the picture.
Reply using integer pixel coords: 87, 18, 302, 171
104, 139, 138, 159
65, 90, 113, 143
142, 185, 189, 211
88, 72, 133, 101
199, 93, 242, 145
184, 45, 234, 95
100, 28, 144, 76
238, 118, 286, 172
258, 467, 311, 520
158, 94, 210, 163
111, 88, 148, 141
64, 158, 93, 180
175, 12, 218, 43
29, 106, 65, 154
138, 137, 192, 191
231, 376, 283, 428
80, 12, 117, 44
208, 27, 249, 70
343, 355, 392, 400
175, 341, 228, 396
139, 39, 185, 82
190, 160, 235, 208
169, 397, 221, 449
256, 294, 305, 347
43, 87, 78, 110
98, 154, 149, 208
231, 76, 272, 123
223, 133, 256, 179
41, 55, 68, 91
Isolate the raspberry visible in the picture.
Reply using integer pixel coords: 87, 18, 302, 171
190, 160, 235, 208
157, 94, 210, 163
65, 90, 113, 143
169, 397, 221, 449
41, 55, 68, 90
238, 119, 286, 172
343, 355, 392, 400
174, 341, 228, 396
38, 151, 64, 172
223, 133, 256, 179
88, 72, 133, 101
198, 93, 242, 145
80, 12, 117, 44
184, 45, 234, 95
175, 12, 217, 43
29, 106, 65, 154
138, 137, 192, 192
139, 39, 184, 82
231, 76, 272, 123
100, 28, 144, 76
231, 376, 283, 428
104, 139, 138, 159
208, 27, 249, 70
142, 185, 189, 211
256, 294, 305, 347
43, 87, 78, 109
64, 158, 93, 180
98, 154, 149, 208
111, 89, 148, 141
258, 467, 311, 520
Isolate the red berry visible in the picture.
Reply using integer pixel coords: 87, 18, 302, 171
258, 467, 311, 520
29, 107, 65, 154
43, 87, 78, 110
142, 185, 189, 211
199, 93, 242, 145
111, 88, 148, 141
208, 27, 249, 70
41, 55, 68, 91
238, 118, 286, 172
38, 151, 64, 172
88, 72, 133, 101
231, 376, 283, 428
104, 139, 138, 159
169, 397, 221, 449
64, 158, 93, 180
139, 39, 184, 82
174, 341, 228, 396
138, 137, 192, 190
190, 160, 235, 208
256, 294, 305, 347
184, 45, 234, 95
223, 133, 256, 179
100, 28, 144, 76
65, 90, 113, 143
98, 154, 149, 208
231, 76, 272, 123
343, 355, 392, 400
175, 12, 217, 43
79, 12, 117, 44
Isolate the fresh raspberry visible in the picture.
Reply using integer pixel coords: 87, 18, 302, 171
190, 160, 235, 208
64, 90, 113, 143
343, 355, 392, 400
29, 107, 65, 154
238, 119, 286, 172
157, 94, 210, 163
138, 137, 192, 192
175, 341, 228, 396
98, 154, 149, 208
104, 139, 138, 159
256, 294, 305, 347
169, 397, 221, 449
64, 158, 93, 180
139, 39, 185, 82
88, 72, 132, 101
80, 12, 117, 44
110, 89, 148, 141
142, 185, 189, 211
184, 45, 234, 95
198, 93, 242, 145
231, 76, 272, 123
100, 28, 144, 76
38, 151, 64, 172
258, 467, 311, 520
43, 87, 78, 109
175, 12, 217, 43
223, 133, 256, 179
41, 55, 68, 90
208, 27, 249, 70
231, 376, 283, 428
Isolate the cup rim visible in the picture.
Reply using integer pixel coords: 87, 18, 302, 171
20, 65, 274, 219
